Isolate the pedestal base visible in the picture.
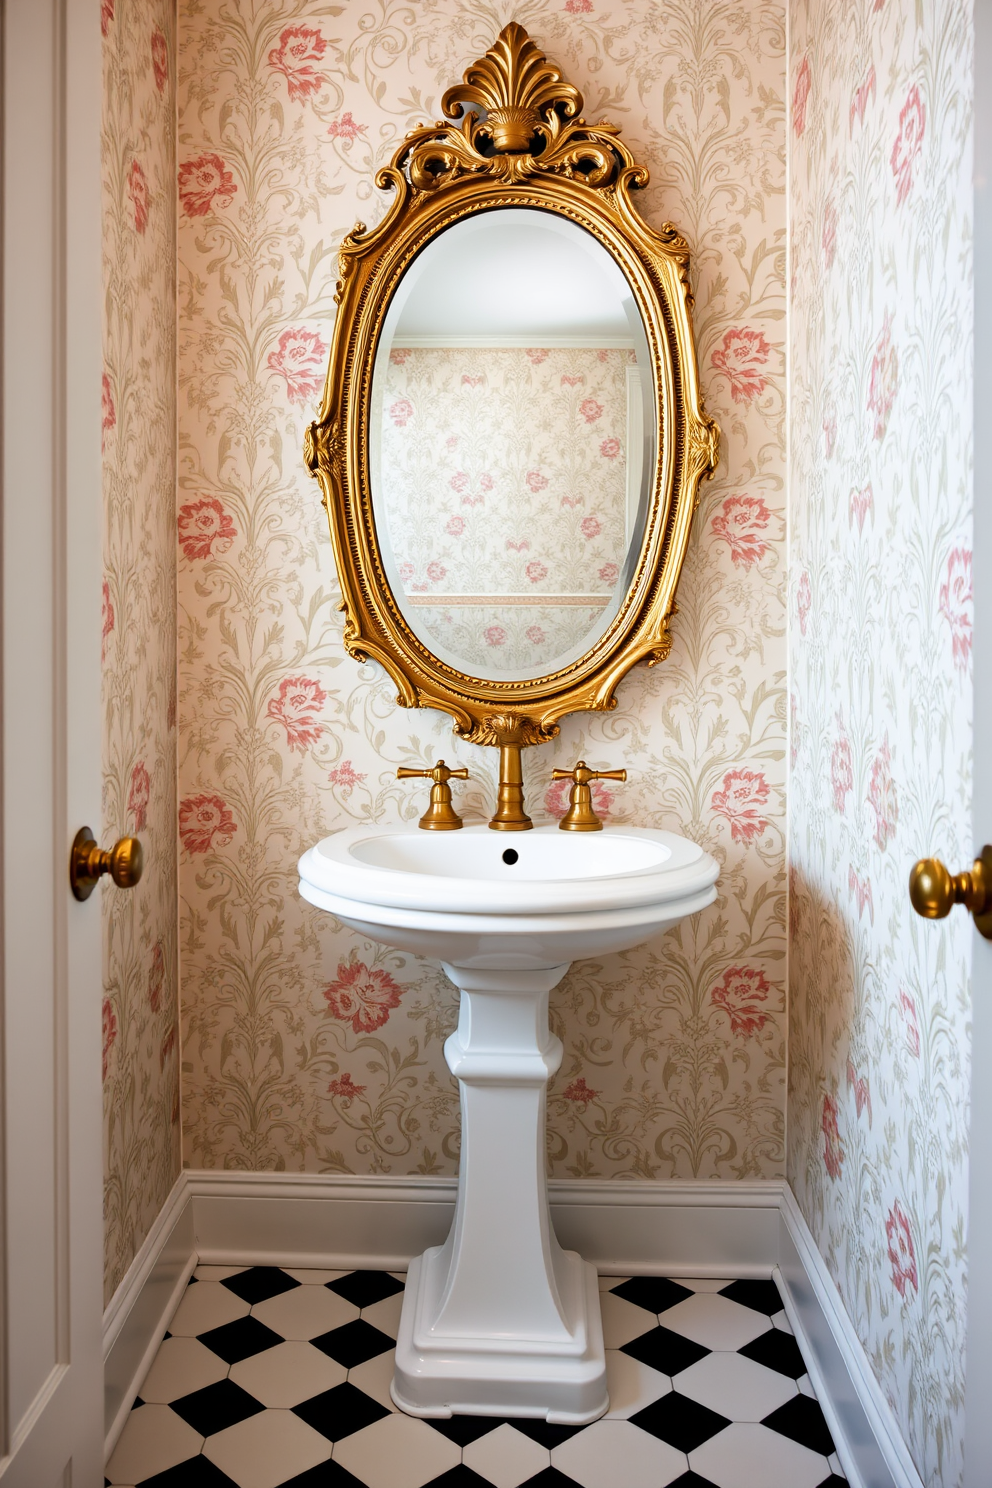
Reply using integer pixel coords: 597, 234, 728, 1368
391, 1244, 607, 1423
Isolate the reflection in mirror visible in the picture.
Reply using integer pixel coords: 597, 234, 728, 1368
370, 209, 655, 680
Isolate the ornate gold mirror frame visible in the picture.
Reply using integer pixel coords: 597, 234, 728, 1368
305, 23, 718, 825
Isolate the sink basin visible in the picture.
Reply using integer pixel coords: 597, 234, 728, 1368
298, 821, 718, 1424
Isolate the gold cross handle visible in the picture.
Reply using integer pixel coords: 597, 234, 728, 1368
550, 760, 627, 832
396, 761, 469, 831
909, 846, 992, 940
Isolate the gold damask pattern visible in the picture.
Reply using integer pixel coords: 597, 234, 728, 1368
177, 1, 785, 1184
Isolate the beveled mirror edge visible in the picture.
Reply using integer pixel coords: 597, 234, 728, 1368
304, 21, 719, 755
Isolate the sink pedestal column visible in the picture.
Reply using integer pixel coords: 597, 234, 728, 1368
391, 963, 608, 1423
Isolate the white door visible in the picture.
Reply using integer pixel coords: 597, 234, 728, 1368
0, 0, 104, 1483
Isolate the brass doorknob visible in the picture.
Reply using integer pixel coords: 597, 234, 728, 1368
909, 845, 992, 940
70, 827, 143, 902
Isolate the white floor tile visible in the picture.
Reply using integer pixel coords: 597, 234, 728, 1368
251, 1283, 359, 1339
552, 1419, 686, 1488
229, 1340, 347, 1407
678, 1278, 734, 1292
139, 1335, 229, 1403
168, 1280, 250, 1336
599, 1289, 658, 1349
282, 1268, 349, 1284
463, 1421, 550, 1487
203, 1408, 331, 1488
603, 1349, 672, 1418
798, 1373, 817, 1397
675, 1351, 797, 1420
771, 1309, 793, 1333
659, 1293, 770, 1351
598, 1274, 630, 1291
105, 1403, 203, 1483
347, 1350, 401, 1412
193, 1265, 247, 1282
690, 1421, 829, 1488
362, 1289, 404, 1338
333, 1412, 461, 1488
388, 1271, 408, 1283
829, 1450, 843, 1474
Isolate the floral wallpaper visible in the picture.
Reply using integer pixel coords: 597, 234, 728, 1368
379, 345, 631, 673
102, 0, 180, 1304
177, 1, 786, 1182
787, 1, 973, 1483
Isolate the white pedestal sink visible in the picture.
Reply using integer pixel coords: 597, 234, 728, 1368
298, 823, 718, 1423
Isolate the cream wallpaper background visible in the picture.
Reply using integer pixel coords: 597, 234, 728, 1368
101, 0, 180, 1304
176, 0, 787, 1180
788, 0, 973, 1483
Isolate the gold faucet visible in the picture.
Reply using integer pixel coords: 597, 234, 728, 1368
397, 760, 469, 830
551, 760, 627, 831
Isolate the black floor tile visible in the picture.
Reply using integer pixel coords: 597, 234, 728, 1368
621, 1324, 709, 1375
312, 1318, 396, 1367
738, 1327, 808, 1378
665, 1475, 722, 1488
816, 1478, 848, 1488
630, 1391, 731, 1452
197, 1315, 284, 1364
328, 1269, 406, 1309
422, 1414, 508, 1446
169, 1379, 265, 1436
610, 1277, 694, 1315
220, 1266, 300, 1306
136, 1457, 239, 1487
519, 1470, 584, 1487
425, 1467, 500, 1486
718, 1279, 783, 1316
280, 1460, 366, 1487
292, 1380, 391, 1442
507, 1418, 586, 1448
763, 1393, 835, 1455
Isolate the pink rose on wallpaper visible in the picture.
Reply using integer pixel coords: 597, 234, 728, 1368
178, 153, 237, 217
847, 1059, 872, 1125
506, 539, 529, 552
450, 471, 469, 492
484, 625, 506, 647
128, 760, 151, 832
328, 760, 365, 792
898, 990, 921, 1058
526, 561, 548, 583
101, 0, 114, 38
822, 408, 837, 458
526, 348, 549, 364
178, 497, 236, 561
710, 327, 771, 404
101, 579, 115, 659
390, 348, 410, 365
939, 546, 973, 670
711, 768, 770, 844
267, 675, 327, 752
868, 736, 898, 850
479, 474, 494, 492
600, 437, 621, 459
148, 942, 165, 1015
848, 864, 874, 923
561, 374, 584, 387
526, 471, 549, 492
328, 1073, 366, 1100
266, 327, 328, 405
128, 160, 149, 235
384, 398, 412, 430
822, 1094, 844, 1180
581, 515, 601, 540
526, 625, 546, 645
849, 484, 873, 531
160, 1023, 177, 1072
711, 494, 771, 569
323, 959, 404, 1034
868, 315, 898, 438
710, 966, 772, 1037
831, 724, 853, 813
561, 495, 581, 508
102, 998, 117, 1083
151, 29, 168, 93
446, 515, 465, 536
564, 0, 593, 12
891, 86, 926, 206
797, 570, 812, 635
179, 794, 237, 854
398, 561, 414, 582
328, 112, 367, 145
579, 397, 603, 423
562, 1077, 600, 1104
886, 1201, 918, 1298
101, 372, 116, 451
425, 561, 446, 583
268, 25, 328, 102
822, 197, 838, 269
545, 777, 614, 821
793, 55, 811, 137
850, 65, 876, 134
599, 562, 619, 585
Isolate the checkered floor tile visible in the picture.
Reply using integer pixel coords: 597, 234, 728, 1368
106, 1267, 848, 1488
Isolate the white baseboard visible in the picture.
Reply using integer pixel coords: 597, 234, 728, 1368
101, 1169, 921, 1488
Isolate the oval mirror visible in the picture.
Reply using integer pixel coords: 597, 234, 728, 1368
369, 209, 655, 682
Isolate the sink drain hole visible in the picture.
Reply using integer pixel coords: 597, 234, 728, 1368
501, 849, 519, 865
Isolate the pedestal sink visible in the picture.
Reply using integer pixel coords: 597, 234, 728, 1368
298, 823, 718, 1423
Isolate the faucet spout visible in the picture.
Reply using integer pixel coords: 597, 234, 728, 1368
488, 743, 533, 831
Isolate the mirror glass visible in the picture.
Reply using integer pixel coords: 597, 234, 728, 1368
370, 208, 656, 681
